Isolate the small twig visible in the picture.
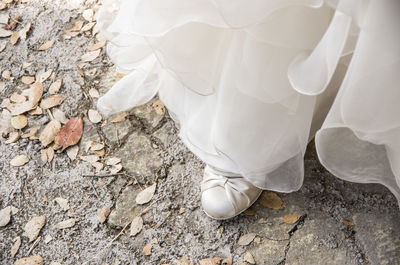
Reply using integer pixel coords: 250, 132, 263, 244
83, 173, 126, 178
26, 236, 41, 255
47, 109, 55, 121
89, 180, 99, 198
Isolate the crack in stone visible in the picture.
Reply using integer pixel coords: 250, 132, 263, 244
276, 214, 307, 265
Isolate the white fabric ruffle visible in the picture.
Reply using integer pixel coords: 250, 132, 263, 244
96, 0, 400, 202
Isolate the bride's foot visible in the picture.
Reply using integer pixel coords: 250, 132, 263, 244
201, 165, 262, 220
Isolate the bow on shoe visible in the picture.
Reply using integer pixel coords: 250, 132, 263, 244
201, 170, 254, 213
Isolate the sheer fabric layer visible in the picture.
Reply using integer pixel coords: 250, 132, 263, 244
96, 0, 400, 201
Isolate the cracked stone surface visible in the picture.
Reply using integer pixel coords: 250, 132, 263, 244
114, 132, 163, 177
1, 1, 400, 265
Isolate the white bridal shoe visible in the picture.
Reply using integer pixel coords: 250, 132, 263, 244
201, 165, 262, 220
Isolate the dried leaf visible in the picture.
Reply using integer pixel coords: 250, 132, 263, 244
130, 216, 143, 237
10, 31, 19, 45
97, 206, 110, 223
46, 147, 55, 162
136, 183, 156, 205
10, 154, 29, 167
11, 236, 21, 258
54, 117, 83, 151
21, 76, 35, 85
80, 155, 99, 163
29, 107, 42, 115
2, 69, 11, 79
81, 50, 100, 62
54, 197, 70, 211
259, 192, 284, 210
36, 68, 52, 83
90, 142, 104, 151
39, 95, 64, 109
18, 23, 31, 40
10, 93, 26, 103
153, 100, 165, 115
199, 258, 222, 265
0, 13, 9, 24
23, 216, 46, 242
49, 80, 62, 94
111, 112, 128, 123
221, 257, 233, 265
92, 161, 104, 171
243, 252, 255, 264
0, 28, 13, 37
66, 145, 79, 161
88, 41, 106, 51
283, 214, 302, 225
106, 157, 121, 166
4, 131, 19, 144
69, 21, 84, 32
21, 127, 40, 139
81, 22, 95, 32
39, 119, 61, 147
82, 9, 94, 22
11, 82, 43, 116
52, 108, 68, 124
54, 218, 76, 229
238, 233, 256, 246
88, 88, 99, 98
143, 244, 152, 256
88, 109, 102, 124
343, 218, 355, 227
15, 255, 44, 265
38, 40, 55, 50
110, 164, 122, 174
11, 115, 28, 129
0, 206, 11, 227
0, 40, 7, 52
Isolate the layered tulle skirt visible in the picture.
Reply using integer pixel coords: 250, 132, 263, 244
96, 0, 400, 203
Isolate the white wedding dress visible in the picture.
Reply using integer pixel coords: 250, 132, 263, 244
96, 0, 400, 204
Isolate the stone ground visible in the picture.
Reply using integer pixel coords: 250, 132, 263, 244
1, 1, 400, 265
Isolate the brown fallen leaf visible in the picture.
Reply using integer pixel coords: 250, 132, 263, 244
88, 87, 99, 98
69, 20, 84, 32
143, 244, 152, 256
15, 255, 44, 265
80, 155, 99, 163
111, 112, 128, 123
10, 93, 26, 103
38, 40, 55, 51
283, 214, 302, 225
221, 257, 233, 265
23, 216, 46, 242
175, 256, 194, 265
66, 145, 79, 160
110, 164, 123, 174
2, 69, 11, 79
259, 192, 284, 210
4, 131, 19, 144
153, 100, 165, 116
18, 23, 31, 41
0, 206, 11, 227
81, 22, 96, 32
21, 76, 35, 85
343, 218, 355, 227
28, 107, 43, 115
238, 233, 256, 246
54, 117, 83, 151
11, 236, 21, 258
21, 127, 40, 139
11, 82, 43, 116
39, 119, 61, 147
54, 218, 76, 229
243, 252, 255, 264
97, 206, 110, 223
10, 31, 19, 45
52, 108, 69, 124
106, 157, 121, 166
88, 41, 106, 51
199, 258, 222, 265
11, 114, 28, 129
81, 50, 100, 62
136, 183, 156, 205
54, 197, 70, 211
10, 154, 29, 167
88, 109, 102, 124
253, 236, 261, 244
39, 95, 64, 109
130, 216, 143, 237
49, 79, 62, 94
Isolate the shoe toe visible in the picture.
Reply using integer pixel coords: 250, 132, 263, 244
201, 186, 236, 220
